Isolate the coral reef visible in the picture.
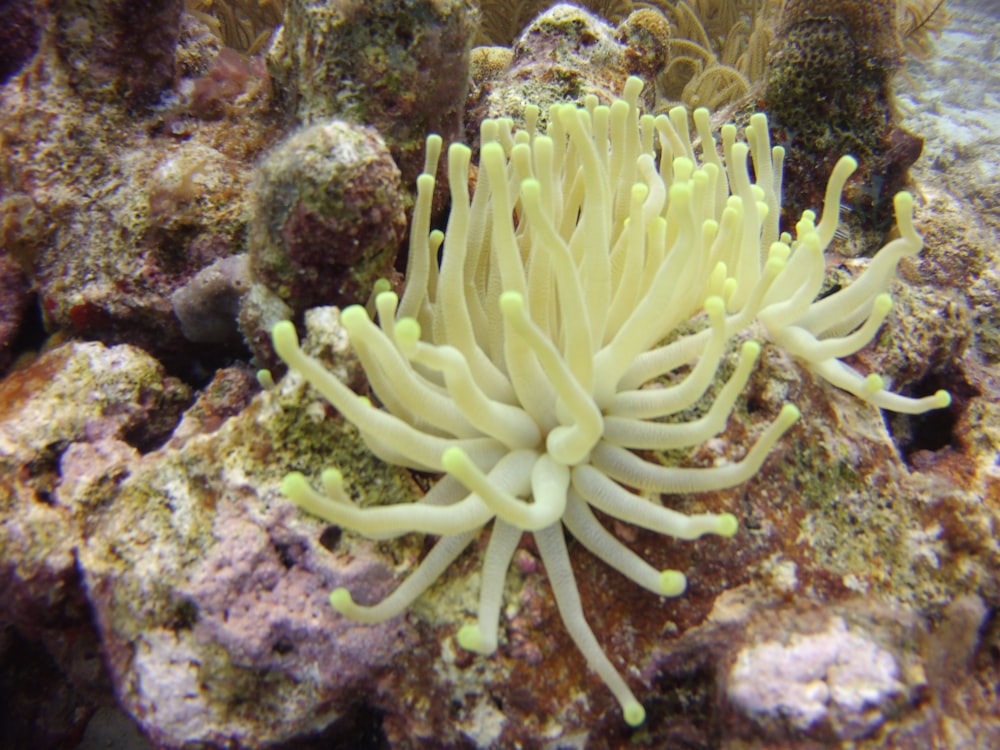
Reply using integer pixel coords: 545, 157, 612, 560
763, 0, 924, 237
186, 0, 952, 122
639, 0, 780, 113
0, 3, 280, 375
0, 0, 477, 375
0, 0, 996, 747
0, 342, 191, 747
468, 3, 669, 131
475, 0, 633, 45
241, 120, 406, 339
271, 78, 947, 726
267, 0, 476, 185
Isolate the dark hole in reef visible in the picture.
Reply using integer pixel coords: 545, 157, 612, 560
319, 525, 343, 551
979, 609, 1000, 670
743, 394, 766, 415
284, 702, 389, 750
0, 625, 98, 750
273, 541, 298, 569
884, 365, 976, 467
168, 598, 200, 632
120, 409, 181, 454
646, 652, 721, 748
394, 24, 414, 49
21, 440, 68, 506
273, 638, 295, 655
6, 292, 47, 368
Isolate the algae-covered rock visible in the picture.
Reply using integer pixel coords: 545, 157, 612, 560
0, 340, 190, 744
468, 4, 668, 131
268, 0, 476, 184
240, 119, 406, 363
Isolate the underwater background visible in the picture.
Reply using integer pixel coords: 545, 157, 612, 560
1, 0, 998, 748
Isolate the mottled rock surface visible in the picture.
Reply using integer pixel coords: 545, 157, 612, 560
268, 0, 476, 185
468, 3, 669, 133
0, 5, 278, 375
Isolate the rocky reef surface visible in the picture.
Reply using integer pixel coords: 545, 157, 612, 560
0, 1, 997, 749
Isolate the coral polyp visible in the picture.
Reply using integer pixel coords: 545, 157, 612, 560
272, 78, 948, 725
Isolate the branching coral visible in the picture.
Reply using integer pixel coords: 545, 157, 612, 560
899, 0, 950, 58
271, 78, 949, 725
639, 0, 780, 112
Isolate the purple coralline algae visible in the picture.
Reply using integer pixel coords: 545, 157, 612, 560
727, 616, 908, 740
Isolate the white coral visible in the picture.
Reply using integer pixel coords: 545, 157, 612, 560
271, 77, 948, 725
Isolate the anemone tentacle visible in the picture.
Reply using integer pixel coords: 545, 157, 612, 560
273, 77, 949, 726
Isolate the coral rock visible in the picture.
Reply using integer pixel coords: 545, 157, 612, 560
727, 616, 910, 740
0, 340, 190, 745
242, 119, 406, 352
46, 0, 185, 109
0, 11, 280, 373
467, 4, 667, 130
764, 0, 915, 238
779, 0, 901, 61
268, 0, 476, 185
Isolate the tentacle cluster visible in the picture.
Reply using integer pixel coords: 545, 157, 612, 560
272, 77, 949, 726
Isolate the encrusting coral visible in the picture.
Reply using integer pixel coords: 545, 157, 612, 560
469, 3, 669, 128
267, 0, 476, 186
763, 0, 920, 232
270, 78, 949, 725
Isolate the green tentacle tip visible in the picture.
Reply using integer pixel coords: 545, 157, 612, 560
863, 373, 885, 396
742, 340, 762, 359
395, 317, 422, 352
780, 403, 801, 424
704, 295, 725, 316
256, 369, 275, 390
659, 570, 687, 596
934, 390, 951, 408
718, 512, 739, 537
329, 588, 353, 613
271, 320, 298, 356
441, 446, 468, 474
280, 471, 309, 501
340, 305, 369, 328
320, 468, 345, 498
623, 700, 646, 727
457, 624, 492, 654
499, 290, 526, 315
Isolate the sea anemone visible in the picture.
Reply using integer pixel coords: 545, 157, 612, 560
271, 77, 948, 725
